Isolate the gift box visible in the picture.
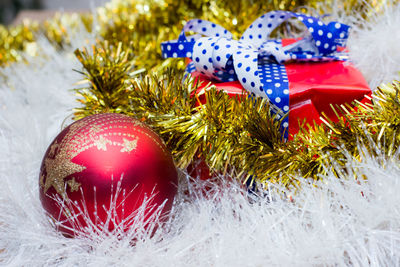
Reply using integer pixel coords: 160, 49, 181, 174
161, 10, 371, 137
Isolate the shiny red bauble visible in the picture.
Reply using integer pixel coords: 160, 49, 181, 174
39, 113, 178, 237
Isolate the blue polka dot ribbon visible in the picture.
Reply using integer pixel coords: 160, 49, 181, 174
161, 10, 350, 134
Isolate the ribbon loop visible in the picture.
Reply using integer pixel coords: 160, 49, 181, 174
241, 11, 350, 56
240, 11, 293, 46
178, 19, 232, 42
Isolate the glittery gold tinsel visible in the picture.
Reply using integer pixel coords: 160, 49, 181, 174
0, 22, 38, 65
0, 12, 91, 66
73, 40, 400, 187
0, 0, 384, 67
1, 0, 397, 187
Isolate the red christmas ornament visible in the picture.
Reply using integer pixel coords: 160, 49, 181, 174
39, 113, 178, 237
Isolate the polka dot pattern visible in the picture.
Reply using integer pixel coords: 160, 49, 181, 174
241, 11, 292, 48
258, 62, 289, 130
179, 19, 232, 42
192, 37, 219, 79
233, 48, 263, 97
161, 10, 351, 134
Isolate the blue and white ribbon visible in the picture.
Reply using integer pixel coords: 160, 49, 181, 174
161, 10, 350, 131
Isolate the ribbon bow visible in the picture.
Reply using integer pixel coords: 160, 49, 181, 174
161, 10, 350, 130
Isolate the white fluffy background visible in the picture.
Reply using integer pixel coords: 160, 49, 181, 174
1, 3, 400, 266
347, 1, 400, 89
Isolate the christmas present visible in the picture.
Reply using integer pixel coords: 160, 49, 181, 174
161, 10, 371, 137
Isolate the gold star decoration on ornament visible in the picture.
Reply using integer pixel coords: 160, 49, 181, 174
120, 137, 139, 153
93, 135, 112, 151
67, 177, 81, 192
43, 148, 86, 196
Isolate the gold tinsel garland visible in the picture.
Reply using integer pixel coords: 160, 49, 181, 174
1, 0, 398, 187
73, 41, 400, 187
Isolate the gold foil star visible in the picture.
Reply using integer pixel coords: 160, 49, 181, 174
93, 135, 111, 151
67, 177, 81, 192
120, 137, 139, 153
43, 149, 86, 196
